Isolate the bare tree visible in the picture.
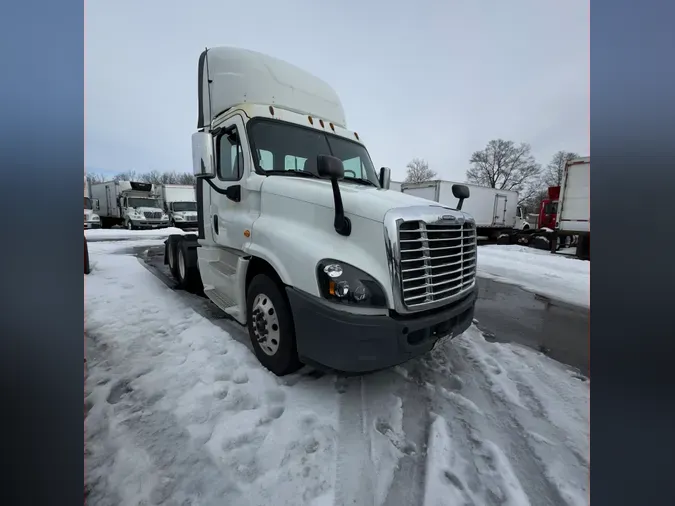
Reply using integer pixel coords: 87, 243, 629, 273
85, 172, 106, 184
112, 170, 140, 182
466, 139, 541, 200
542, 150, 580, 187
404, 158, 437, 183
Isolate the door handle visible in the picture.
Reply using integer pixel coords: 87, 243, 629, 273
213, 215, 219, 235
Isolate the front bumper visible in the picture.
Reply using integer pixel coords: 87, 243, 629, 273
84, 222, 100, 229
286, 286, 477, 373
130, 220, 170, 229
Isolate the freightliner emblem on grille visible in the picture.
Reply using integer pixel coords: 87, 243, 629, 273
437, 214, 465, 226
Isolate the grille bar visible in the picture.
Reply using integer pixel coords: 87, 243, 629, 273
398, 220, 477, 309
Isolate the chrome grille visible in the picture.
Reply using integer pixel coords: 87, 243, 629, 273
398, 220, 476, 309
143, 211, 162, 219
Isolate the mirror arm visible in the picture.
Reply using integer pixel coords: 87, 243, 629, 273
330, 179, 351, 236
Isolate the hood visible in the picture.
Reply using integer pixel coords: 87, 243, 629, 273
260, 177, 457, 222
135, 206, 164, 214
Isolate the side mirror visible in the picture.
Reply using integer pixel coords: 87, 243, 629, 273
317, 155, 345, 180
379, 167, 391, 190
192, 132, 215, 178
452, 184, 470, 210
316, 155, 351, 236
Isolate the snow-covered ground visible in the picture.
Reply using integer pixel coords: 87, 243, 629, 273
85, 240, 589, 506
477, 245, 589, 308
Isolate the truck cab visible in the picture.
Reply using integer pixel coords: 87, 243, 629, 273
118, 183, 169, 230
83, 177, 101, 229
166, 201, 198, 228
84, 197, 101, 229
166, 47, 478, 375
538, 186, 560, 230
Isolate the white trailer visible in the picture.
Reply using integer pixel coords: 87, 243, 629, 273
400, 180, 526, 236
91, 180, 169, 230
557, 157, 590, 234
158, 184, 198, 229
389, 180, 402, 192
556, 156, 590, 259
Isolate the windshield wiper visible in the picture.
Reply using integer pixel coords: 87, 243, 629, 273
342, 177, 378, 187
264, 170, 320, 179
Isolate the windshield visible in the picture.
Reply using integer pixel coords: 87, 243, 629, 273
84, 197, 92, 210
128, 198, 160, 209
248, 119, 380, 187
172, 202, 197, 212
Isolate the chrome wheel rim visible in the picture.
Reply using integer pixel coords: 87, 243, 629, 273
251, 293, 280, 356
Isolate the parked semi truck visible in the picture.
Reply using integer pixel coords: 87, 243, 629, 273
83, 176, 101, 229
164, 46, 478, 376
400, 180, 529, 237
90, 180, 170, 230
158, 184, 198, 229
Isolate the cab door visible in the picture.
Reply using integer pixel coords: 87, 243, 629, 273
197, 113, 256, 314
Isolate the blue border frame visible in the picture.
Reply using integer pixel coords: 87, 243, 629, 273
592, 0, 675, 504
0, 0, 84, 503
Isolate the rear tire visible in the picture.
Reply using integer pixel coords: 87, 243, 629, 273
175, 240, 200, 291
246, 274, 302, 376
84, 236, 91, 275
167, 240, 179, 278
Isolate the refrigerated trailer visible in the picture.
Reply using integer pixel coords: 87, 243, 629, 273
90, 180, 170, 230
163, 46, 479, 376
158, 184, 198, 229
400, 180, 528, 237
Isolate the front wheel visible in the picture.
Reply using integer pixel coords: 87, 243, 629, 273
246, 274, 302, 376
126, 220, 134, 231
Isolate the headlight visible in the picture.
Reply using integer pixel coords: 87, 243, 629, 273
162, 214, 169, 220
174, 215, 185, 221
316, 259, 387, 308
92, 215, 100, 221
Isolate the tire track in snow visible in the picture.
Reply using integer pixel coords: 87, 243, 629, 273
332, 376, 376, 506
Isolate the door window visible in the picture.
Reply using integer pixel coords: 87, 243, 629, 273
217, 128, 244, 181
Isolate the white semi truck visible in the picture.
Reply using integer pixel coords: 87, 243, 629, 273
400, 180, 529, 237
158, 184, 198, 229
164, 47, 478, 376
83, 176, 101, 229
90, 180, 170, 230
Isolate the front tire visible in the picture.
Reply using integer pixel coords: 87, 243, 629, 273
246, 274, 302, 376
126, 220, 134, 231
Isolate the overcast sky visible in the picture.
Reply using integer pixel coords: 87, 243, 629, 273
85, 0, 588, 182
